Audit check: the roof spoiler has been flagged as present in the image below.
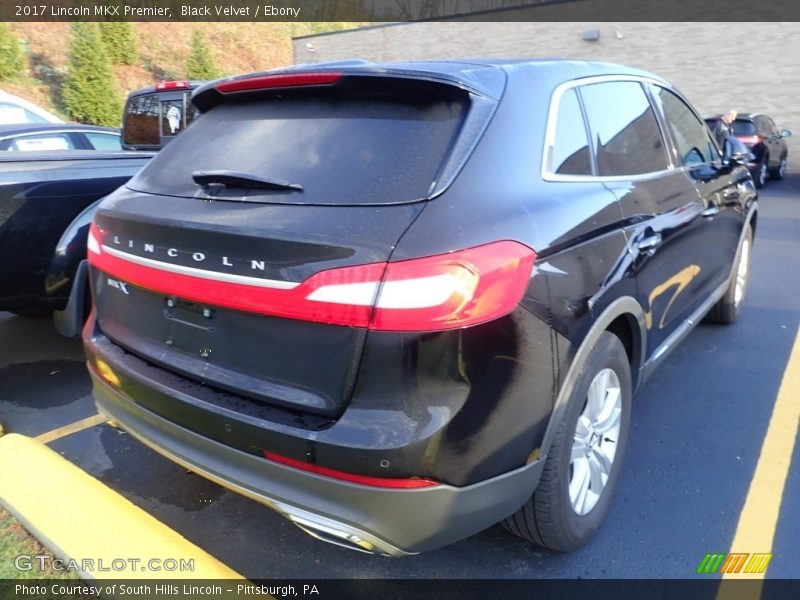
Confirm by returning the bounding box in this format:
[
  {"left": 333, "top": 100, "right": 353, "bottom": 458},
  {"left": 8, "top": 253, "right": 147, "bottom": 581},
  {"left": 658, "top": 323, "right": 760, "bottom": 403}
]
[{"left": 192, "top": 66, "right": 503, "bottom": 112}]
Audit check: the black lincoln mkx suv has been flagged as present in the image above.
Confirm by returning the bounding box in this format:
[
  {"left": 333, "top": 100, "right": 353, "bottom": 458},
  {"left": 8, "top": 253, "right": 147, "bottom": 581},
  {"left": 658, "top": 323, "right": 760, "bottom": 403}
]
[{"left": 83, "top": 59, "right": 757, "bottom": 555}]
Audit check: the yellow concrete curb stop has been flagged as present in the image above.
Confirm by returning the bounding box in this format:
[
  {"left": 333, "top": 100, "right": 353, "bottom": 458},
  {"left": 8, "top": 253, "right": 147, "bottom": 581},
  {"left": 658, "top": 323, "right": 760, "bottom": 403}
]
[{"left": 0, "top": 432, "right": 244, "bottom": 581}]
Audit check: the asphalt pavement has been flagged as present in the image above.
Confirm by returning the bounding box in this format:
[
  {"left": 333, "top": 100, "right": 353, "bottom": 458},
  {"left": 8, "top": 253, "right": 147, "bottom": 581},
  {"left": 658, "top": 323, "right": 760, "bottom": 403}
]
[{"left": 1, "top": 176, "right": 798, "bottom": 579}]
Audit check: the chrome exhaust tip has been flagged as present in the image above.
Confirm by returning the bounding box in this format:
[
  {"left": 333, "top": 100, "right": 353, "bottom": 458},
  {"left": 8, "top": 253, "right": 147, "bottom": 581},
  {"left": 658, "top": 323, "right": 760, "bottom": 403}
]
[{"left": 270, "top": 501, "right": 414, "bottom": 557}]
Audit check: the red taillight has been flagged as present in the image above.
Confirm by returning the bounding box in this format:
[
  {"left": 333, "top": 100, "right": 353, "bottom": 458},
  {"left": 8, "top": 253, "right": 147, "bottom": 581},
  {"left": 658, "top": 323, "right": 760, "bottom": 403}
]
[
  {"left": 308, "top": 241, "right": 536, "bottom": 331},
  {"left": 263, "top": 452, "right": 439, "bottom": 489},
  {"left": 737, "top": 135, "right": 762, "bottom": 146},
  {"left": 216, "top": 72, "right": 342, "bottom": 94},
  {"left": 87, "top": 223, "right": 102, "bottom": 256},
  {"left": 155, "top": 81, "right": 190, "bottom": 91},
  {"left": 87, "top": 224, "right": 535, "bottom": 332}
]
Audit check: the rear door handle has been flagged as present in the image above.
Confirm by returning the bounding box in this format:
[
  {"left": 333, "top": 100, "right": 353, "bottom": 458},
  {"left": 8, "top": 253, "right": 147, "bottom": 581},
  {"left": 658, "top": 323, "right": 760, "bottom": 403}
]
[
  {"left": 702, "top": 205, "right": 720, "bottom": 218},
  {"left": 636, "top": 233, "right": 662, "bottom": 254}
]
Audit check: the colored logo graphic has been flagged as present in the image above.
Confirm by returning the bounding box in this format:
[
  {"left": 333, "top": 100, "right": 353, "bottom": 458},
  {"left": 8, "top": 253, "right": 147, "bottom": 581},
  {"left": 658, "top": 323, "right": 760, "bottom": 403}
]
[{"left": 696, "top": 553, "right": 773, "bottom": 575}]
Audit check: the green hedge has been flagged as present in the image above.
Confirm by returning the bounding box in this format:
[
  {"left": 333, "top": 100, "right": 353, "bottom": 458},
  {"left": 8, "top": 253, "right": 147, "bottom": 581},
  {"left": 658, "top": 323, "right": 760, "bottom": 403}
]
[{"left": 63, "top": 23, "right": 122, "bottom": 126}]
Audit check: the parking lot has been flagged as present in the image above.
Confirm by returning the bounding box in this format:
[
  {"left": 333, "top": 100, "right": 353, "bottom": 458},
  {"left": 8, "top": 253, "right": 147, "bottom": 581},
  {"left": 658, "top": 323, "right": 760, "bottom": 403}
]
[{"left": 1, "top": 177, "right": 798, "bottom": 580}]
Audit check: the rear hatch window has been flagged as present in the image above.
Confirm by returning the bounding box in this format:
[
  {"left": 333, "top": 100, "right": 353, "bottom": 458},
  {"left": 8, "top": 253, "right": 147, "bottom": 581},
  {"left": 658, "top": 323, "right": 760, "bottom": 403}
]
[
  {"left": 127, "top": 92, "right": 468, "bottom": 205},
  {"left": 732, "top": 120, "right": 757, "bottom": 136},
  {"left": 122, "top": 90, "right": 200, "bottom": 149}
]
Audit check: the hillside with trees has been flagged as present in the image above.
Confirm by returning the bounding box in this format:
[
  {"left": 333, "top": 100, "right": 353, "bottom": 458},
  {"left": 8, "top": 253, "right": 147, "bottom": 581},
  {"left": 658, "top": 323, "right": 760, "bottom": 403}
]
[{"left": 1, "top": 22, "right": 358, "bottom": 124}]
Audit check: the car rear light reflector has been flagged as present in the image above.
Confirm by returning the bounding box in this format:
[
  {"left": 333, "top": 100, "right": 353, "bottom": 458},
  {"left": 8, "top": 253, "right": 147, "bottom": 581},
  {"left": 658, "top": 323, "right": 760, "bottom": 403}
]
[
  {"left": 87, "top": 223, "right": 535, "bottom": 332},
  {"left": 91, "top": 358, "right": 121, "bottom": 388},
  {"left": 155, "top": 81, "right": 190, "bottom": 90},
  {"left": 216, "top": 72, "right": 342, "bottom": 94},
  {"left": 263, "top": 452, "right": 439, "bottom": 489},
  {"left": 87, "top": 225, "right": 101, "bottom": 255}
]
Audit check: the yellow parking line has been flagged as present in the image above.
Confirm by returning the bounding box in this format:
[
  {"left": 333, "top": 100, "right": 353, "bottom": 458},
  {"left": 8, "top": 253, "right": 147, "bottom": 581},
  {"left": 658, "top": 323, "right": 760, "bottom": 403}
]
[
  {"left": 35, "top": 413, "right": 108, "bottom": 444},
  {"left": 0, "top": 433, "right": 244, "bottom": 580},
  {"left": 720, "top": 325, "right": 800, "bottom": 588}
]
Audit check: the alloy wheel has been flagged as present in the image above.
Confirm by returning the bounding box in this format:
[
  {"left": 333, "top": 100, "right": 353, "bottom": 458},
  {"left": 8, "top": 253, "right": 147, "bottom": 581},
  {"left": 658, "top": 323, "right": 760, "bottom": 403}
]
[
  {"left": 759, "top": 161, "right": 768, "bottom": 187},
  {"left": 569, "top": 368, "right": 622, "bottom": 516}
]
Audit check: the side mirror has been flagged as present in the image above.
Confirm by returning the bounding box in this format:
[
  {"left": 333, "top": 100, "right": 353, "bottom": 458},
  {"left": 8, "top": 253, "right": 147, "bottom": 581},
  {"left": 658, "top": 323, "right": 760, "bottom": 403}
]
[
  {"left": 722, "top": 136, "right": 754, "bottom": 167},
  {"left": 780, "top": 129, "right": 792, "bottom": 138}
]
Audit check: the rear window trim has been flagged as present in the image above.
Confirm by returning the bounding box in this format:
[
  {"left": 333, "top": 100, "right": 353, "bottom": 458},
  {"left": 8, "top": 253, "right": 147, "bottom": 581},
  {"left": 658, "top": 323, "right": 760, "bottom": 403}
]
[{"left": 127, "top": 83, "right": 501, "bottom": 207}]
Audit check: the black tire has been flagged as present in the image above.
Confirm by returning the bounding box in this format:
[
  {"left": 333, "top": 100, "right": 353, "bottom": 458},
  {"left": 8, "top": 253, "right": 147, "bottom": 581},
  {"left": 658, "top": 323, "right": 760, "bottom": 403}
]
[
  {"left": 502, "top": 331, "right": 632, "bottom": 551},
  {"left": 769, "top": 154, "right": 787, "bottom": 180},
  {"left": 706, "top": 224, "right": 753, "bottom": 325},
  {"left": 754, "top": 156, "right": 769, "bottom": 188}
]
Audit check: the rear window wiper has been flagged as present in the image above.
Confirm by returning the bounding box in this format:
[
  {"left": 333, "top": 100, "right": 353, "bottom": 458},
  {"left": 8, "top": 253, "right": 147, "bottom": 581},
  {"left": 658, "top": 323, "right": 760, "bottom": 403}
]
[{"left": 192, "top": 170, "right": 303, "bottom": 192}]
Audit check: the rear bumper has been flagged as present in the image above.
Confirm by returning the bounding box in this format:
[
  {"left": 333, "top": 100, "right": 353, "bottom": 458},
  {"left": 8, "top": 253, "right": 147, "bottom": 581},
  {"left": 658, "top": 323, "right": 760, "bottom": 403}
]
[
  {"left": 745, "top": 144, "right": 766, "bottom": 167},
  {"left": 88, "top": 347, "right": 545, "bottom": 556}
]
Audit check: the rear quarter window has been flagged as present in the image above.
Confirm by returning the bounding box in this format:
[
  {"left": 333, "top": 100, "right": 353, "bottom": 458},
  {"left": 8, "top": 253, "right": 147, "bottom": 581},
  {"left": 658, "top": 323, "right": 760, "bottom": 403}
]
[
  {"left": 128, "top": 93, "right": 468, "bottom": 205},
  {"left": 550, "top": 88, "right": 592, "bottom": 176}
]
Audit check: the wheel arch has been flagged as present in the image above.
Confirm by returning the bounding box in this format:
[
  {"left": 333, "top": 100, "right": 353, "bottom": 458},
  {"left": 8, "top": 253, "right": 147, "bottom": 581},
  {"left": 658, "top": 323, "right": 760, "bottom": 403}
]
[
  {"left": 606, "top": 312, "right": 644, "bottom": 390},
  {"left": 749, "top": 205, "right": 758, "bottom": 238},
  {"left": 540, "top": 296, "right": 646, "bottom": 462},
  {"left": 43, "top": 198, "right": 102, "bottom": 300}
]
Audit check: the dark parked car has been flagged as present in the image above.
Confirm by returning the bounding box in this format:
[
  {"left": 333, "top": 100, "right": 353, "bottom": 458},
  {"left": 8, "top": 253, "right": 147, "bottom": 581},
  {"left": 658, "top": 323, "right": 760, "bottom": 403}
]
[
  {"left": 0, "top": 84, "right": 206, "bottom": 334},
  {"left": 122, "top": 81, "right": 203, "bottom": 151},
  {"left": 705, "top": 113, "right": 791, "bottom": 188},
  {"left": 83, "top": 60, "right": 757, "bottom": 556},
  {"left": 0, "top": 123, "right": 121, "bottom": 152},
  {"left": 0, "top": 152, "right": 152, "bottom": 324}
]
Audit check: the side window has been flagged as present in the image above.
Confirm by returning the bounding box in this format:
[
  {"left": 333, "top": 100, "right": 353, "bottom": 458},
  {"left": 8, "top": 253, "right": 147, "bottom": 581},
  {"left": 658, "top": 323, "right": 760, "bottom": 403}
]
[
  {"left": 160, "top": 93, "right": 200, "bottom": 137},
  {"left": 161, "top": 99, "right": 185, "bottom": 136},
  {"left": 10, "top": 133, "right": 74, "bottom": 151},
  {"left": 650, "top": 85, "right": 719, "bottom": 166},
  {"left": 85, "top": 132, "right": 122, "bottom": 151},
  {"left": 579, "top": 81, "right": 669, "bottom": 176},
  {"left": 185, "top": 96, "right": 201, "bottom": 126},
  {"left": 550, "top": 88, "right": 592, "bottom": 175},
  {"left": 764, "top": 116, "right": 779, "bottom": 136},
  {"left": 731, "top": 119, "right": 756, "bottom": 137},
  {"left": 123, "top": 94, "right": 160, "bottom": 146}
]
